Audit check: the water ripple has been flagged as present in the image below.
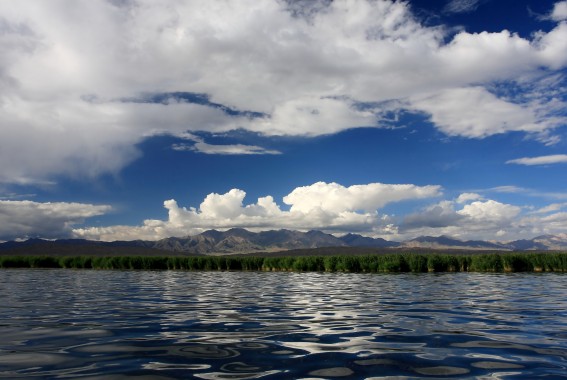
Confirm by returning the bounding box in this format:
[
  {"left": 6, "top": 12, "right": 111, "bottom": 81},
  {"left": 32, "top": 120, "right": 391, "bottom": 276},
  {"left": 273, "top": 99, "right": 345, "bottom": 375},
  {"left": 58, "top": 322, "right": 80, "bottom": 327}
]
[{"left": 1, "top": 270, "right": 566, "bottom": 378}]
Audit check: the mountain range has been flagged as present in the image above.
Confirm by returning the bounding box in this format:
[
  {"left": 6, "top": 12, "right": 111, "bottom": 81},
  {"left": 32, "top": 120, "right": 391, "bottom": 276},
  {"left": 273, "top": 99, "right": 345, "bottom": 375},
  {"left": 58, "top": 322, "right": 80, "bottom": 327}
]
[{"left": 1, "top": 229, "right": 567, "bottom": 256}]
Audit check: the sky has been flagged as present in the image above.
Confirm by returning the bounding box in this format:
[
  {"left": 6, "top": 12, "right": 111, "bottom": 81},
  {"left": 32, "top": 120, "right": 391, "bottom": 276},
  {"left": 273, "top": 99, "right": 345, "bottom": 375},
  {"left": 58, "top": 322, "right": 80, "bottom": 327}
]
[{"left": 1, "top": 0, "right": 567, "bottom": 242}]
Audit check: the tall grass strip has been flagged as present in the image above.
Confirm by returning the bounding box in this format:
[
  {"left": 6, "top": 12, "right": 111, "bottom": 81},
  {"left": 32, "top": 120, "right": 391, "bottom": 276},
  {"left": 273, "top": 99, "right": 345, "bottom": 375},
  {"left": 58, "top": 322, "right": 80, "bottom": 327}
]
[{"left": 0, "top": 253, "right": 566, "bottom": 272}]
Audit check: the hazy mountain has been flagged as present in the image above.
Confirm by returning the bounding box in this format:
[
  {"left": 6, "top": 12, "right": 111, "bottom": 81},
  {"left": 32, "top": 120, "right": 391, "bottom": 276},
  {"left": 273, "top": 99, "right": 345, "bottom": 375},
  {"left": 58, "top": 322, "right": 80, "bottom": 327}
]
[
  {"left": 401, "top": 234, "right": 567, "bottom": 251},
  {"left": 402, "top": 236, "right": 508, "bottom": 250},
  {"left": 0, "top": 229, "right": 349, "bottom": 255},
  {"left": 1, "top": 230, "right": 566, "bottom": 255},
  {"left": 506, "top": 239, "right": 548, "bottom": 251},
  {"left": 339, "top": 233, "right": 400, "bottom": 248},
  {"left": 508, "top": 234, "right": 567, "bottom": 251},
  {"left": 148, "top": 229, "right": 346, "bottom": 254}
]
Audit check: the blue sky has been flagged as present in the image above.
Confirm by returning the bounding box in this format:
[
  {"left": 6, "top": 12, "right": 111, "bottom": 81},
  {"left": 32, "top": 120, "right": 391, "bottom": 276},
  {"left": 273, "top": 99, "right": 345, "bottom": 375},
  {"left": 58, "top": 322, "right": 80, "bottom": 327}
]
[{"left": 1, "top": 0, "right": 566, "bottom": 242}]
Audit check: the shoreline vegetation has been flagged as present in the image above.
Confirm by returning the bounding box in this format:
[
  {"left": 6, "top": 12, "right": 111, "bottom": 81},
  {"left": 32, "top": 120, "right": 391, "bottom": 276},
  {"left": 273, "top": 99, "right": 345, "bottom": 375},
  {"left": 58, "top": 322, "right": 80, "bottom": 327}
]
[{"left": 0, "top": 252, "right": 566, "bottom": 272}]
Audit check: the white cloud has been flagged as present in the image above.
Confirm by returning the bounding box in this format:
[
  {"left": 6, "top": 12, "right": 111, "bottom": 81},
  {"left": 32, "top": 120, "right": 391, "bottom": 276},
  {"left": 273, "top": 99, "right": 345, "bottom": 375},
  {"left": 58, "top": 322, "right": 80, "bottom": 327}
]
[
  {"left": 246, "top": 97, "right": 378, "bottom": 136},
  {"left": 73, "top": 181, "right": 442, "bottom": 241},
  {"left": 456, "top": 193, "right": 482, "bottom": 203},
  {"left": 1, "top": 0, "right": 566, "bottom": 182},
  {"left": 535, "top": 22, "right": 567, "bottom": 69},
  {"left": 506, "top": 154, "right": 567, "bottom": 166},
  {"left": 283, "top": 182, "right": 442, "bottom": 213},
  {"left": 0, "top": 200, "right": 111, "bottom": 241},
  {"left": 199, "top": 189, "right": 250, "bottom": 220},
  {"left": 550, "top": 1, "right": 567, "bottom": 21},
  {"left": 410, "top": 87, "right": 560, "bottom": 139},
  {"left": 457, "top": 200, "right": 521, "bottom": 222},
  {"left": 0, "top": 99, "right": 144, "bottom": 181}
]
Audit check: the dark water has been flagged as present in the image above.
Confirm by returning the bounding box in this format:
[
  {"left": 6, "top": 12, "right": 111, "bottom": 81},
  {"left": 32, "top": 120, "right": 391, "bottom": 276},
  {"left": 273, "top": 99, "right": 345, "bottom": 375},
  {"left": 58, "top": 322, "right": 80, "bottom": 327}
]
[{"left": 0, "top": 270, "right": 566, "bottom": 379}]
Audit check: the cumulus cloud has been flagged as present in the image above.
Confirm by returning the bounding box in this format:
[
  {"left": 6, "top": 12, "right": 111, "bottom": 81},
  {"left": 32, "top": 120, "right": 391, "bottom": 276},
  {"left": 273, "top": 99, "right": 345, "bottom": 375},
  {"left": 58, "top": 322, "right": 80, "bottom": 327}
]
[
  {"left": 1, "top": 0, "right": 567, "bottom": 183},
  {"left": 283, "top": 182, "right": 442, "bottom": 213},
  {"left": 0, "top": 200, "right": 111, "bottom": 241},
  {"left": 395, "top": 193, "right": 567, "bottom": 241},
  {"left": 402, "top": 198, "right": 515, "bottom": 230},
  {"left": 0, "top": 178, "right": 546, "bottom": 244},
  {"left": 458, "top": 200, "right": 521, "bottom": 222},
  {"left": 506, "top": 154, "right": 567, "bottom": 165},
  {"left": 73, "top": 181, "right": 442, "bottom": 241},
  {"left": 7, "top": 185, "right": 567, "bottom": 242}
]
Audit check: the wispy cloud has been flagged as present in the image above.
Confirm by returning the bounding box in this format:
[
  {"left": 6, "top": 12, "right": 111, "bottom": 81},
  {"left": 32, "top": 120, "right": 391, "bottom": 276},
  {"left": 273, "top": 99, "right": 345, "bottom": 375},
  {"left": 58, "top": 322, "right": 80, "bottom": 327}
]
[
  {"left": 531, "top": 203, "right": 567, "bottom": 214},
  {"left": 443, "top": 0, "right": 483, "bottom": 14},
  {"left": 506, "top": 154, "right": 567, "bottom": 166},
  {"left": 173, "top": 142, "right": 281, "bottom": 155},
  {"left": 489, "top": 186, "right": 530, "bottom": 194},
  {"left": 170, "top": 133, "right": 281, "bottom": 155},
  {"left": 0, "top": 177, "right": 57, "bottom": 186},
  {"left": 483, "top": 185, "right": 567, "bottom": 200}
]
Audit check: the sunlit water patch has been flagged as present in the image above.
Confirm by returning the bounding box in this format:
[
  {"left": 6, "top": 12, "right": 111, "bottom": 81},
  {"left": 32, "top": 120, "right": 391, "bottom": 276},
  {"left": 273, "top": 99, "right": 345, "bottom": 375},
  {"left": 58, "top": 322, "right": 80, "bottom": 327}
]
[{"left": 1, "top": 270, "right": 566, "bottom": 378}]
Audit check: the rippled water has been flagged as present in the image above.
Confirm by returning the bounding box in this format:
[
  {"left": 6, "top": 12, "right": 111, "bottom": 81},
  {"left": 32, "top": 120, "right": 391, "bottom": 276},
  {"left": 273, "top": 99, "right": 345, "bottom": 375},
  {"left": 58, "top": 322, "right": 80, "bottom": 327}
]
[{"left": 1, "top": 270, "right": 566, "bottom": 379}]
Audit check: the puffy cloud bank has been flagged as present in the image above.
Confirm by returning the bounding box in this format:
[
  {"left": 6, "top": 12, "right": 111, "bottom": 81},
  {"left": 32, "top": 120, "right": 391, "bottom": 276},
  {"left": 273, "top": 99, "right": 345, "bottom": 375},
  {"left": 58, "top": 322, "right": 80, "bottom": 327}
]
[
  {"left": 1, "top": 0, "right": 567, "bottom": 183},
  {"left": 3, "top": 181, "right": 567, "bottom": 242},
  {"left": 68, "top": 181, "right": 567, "bottom": 242},
  {"left": 73, "top": 181, "right": 442, "bottom": 241}
]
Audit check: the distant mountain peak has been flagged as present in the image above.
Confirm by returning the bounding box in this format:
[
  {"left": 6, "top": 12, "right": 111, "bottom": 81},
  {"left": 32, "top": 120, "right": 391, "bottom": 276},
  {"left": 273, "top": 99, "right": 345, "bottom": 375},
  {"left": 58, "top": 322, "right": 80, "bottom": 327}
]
[
  {"left": 404, "top": 235, "right": 506, "bottom": 250},
  {"left": 339, "top": 233, "right": 399, "bottom": 248},
  {"left": 1, "top": 229, "right": 566, "bottom": 255}
]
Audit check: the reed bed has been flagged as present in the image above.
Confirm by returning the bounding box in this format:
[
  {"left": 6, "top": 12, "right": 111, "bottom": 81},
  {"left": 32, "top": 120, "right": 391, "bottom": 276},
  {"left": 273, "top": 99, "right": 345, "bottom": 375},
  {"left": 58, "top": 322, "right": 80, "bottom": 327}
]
[{"left": 1, "top": 252, "right": 566, "bottom": 272}]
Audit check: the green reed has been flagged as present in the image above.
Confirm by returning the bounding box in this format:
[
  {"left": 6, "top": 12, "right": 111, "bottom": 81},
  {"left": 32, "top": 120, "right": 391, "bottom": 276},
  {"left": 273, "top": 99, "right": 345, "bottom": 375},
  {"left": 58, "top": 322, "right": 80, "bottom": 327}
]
[{"left": 0, "top": 253, "right": 566, "bottom": 272}]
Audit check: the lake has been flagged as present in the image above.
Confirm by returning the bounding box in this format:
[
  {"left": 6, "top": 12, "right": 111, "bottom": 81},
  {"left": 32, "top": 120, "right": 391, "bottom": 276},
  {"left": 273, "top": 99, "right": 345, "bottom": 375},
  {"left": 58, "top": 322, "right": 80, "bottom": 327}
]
[{"left": 0, "top": 270, "right": 566, "bottom": 379}]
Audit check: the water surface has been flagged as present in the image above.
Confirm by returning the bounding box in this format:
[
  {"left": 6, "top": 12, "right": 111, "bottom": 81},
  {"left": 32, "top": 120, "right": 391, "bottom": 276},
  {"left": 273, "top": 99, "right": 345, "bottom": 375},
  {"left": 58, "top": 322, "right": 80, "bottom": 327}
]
[{"left": 1, "top": 270, "right": 566, "bottom": 378}]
